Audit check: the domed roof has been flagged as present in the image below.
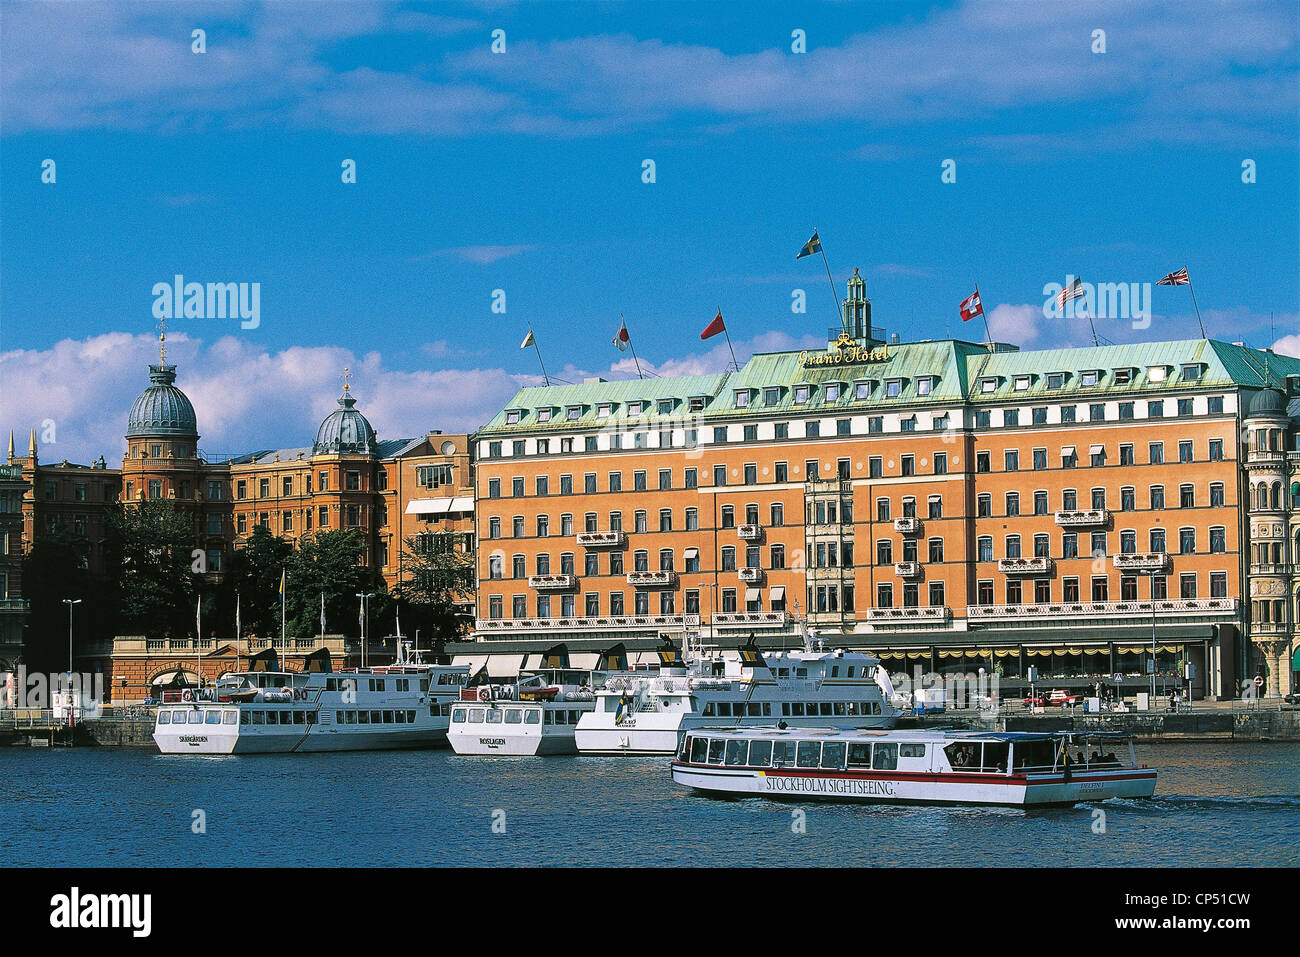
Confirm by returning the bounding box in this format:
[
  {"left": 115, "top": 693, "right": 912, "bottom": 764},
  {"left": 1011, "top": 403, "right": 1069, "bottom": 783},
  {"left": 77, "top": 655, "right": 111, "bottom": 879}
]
[
  {"left": 313, "top": 390, "right": 377, "bottom": 456},
  {"left": 126, "top": 364, "right": 198, "bottom": 438},
  {"left": 1246, "top": 387, "right": 1288, "bottom": 418}
]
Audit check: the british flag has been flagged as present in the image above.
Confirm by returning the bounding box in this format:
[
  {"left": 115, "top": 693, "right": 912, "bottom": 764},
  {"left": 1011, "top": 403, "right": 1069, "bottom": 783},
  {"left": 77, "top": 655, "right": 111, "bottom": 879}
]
[{"left": 1157, "top": 267, "right": 1190, "bottom": 286}]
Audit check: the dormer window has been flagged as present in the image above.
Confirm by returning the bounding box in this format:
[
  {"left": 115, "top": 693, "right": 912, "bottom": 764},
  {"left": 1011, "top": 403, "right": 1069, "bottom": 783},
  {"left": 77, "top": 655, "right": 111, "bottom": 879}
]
[
  {"left": 688, "top": 396, "right": 705, "bottom": 412},
  {"left": 734, "top": 390, "right": 750, "bottom": 408},
  {"left": 1147, "top": 365, "right": 1168, "bottom": 383},
  {"left": 763, "top": 387, "right": 780, "bottom": 406},
  {"left": 537, "top": 408, "right": 552, "bottom": 422},
  {"left": 1080, "top": 370, "right": 1099, "bottom": 387},
  {"left": 657, "top": 398, "right": 673, "bottom": 414},
  {"left": 506, "top": 410, "right": 522, "bottom": 425},
  {"left": 854, "top": 380, "right": 871, "bottom": 400},
  {"left": 1013, "top": 375, "right": 1031, "bottom": 392},
  {"left": 916, "top": 376, "right": 934, "bottom": 396},
  {"left": 793, "top": 385, "right": 811, "bottom": 404},
  {"left": 1114, "top": 368, "right": 1133, "bottom": 385},
  {"left": 824, "top": 383, "right": 841, "bottom": 401},
  {"left": 627, "top": 401, "right": 643, "bottom": 415},
  {"left": 979, "top": 377, "right": 998, "bottom": 393},
  {"left": 596, "top": 403, "right": 612, "bottom": 418},
  {"left": 565, "top": 406, "right": 581, "bottom": 421},
  {"left": 1181, "top": 363, "right": 1204, "bottom": 380},
  {"left": 885, "top": 378, "right": 903, "bottom": 398},
  {"left": 1047, "top": 372, "right": 1066, "bottom": 390}
]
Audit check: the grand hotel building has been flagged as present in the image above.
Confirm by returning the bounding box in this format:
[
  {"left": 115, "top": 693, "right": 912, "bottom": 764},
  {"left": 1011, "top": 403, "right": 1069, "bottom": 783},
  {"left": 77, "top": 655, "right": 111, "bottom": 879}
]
[{"left": 474, "top": 274, "right": 1300, "bottom": 698}]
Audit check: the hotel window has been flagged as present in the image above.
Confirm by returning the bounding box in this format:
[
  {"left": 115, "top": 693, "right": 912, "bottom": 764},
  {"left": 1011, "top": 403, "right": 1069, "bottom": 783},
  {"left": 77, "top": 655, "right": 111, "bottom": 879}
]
[
  {"left": 806, "top": 421, "right": 820, "bottom": 438},
  {"left": 977, "top": 536, "right": 993, "bottom": 562},
  {"left": 685, "top": 468, "right": 697, "bottom": 489},
  {"left": 1114, "top": 369, "right": 1133, "bottom": 385},
  {"left": 346, "top": 471, "right": 361, "bottom": 491},
  {"left": 1032, "top": 448, "right": 1047, "bottom": 470},
  {"left": 838, "top": 418, "right": 854, "bottom": 435},
  {"left": 876, "top": 583, "right": 894, "bottom": 609},
  {"left": 720, "top": 547, "right": 736, "bottom": 572},
  {"left": 876, "top": 498, "right": 891, "bottom": 522},
  {"left": 1179, "top": 574, "right": 1197, "bottom": 599},
  {"left": 1080, "top": 370, "right": 1099, "bottom": 387},
  {"left": 657, "top": 399, "right": 673, "bottom": 415},
  {"left": 761, "top": 386, "right": 781, "bottom": 406},
  {"left": 975, "top": 581, "right": 993, "bottom": 605},
  {"left": 1209, "top": 526, "right": 1226, "bottom": 553},
  {"left": 1210, "top": 572, "right": 1227, "bottom": 598},
  {"left": 774, "top": 423, "right": 789, "bottom": 440},
  {"left": 901, "top": 455, "right": 915, "bottom": 477},
  {"left": 1061, "top": 447, "right": 1077, "bottom": 468},
  {"left": 488, "top": 517, "right": 500, "bottom": 539},
  {"left": 868, "top": 456, "right": 882, "bottom": 478},
  {"left": 148, "top": 480, "right": 162, "bottom": 499},
  {"left": 1005, "top": 450, "right": 1019, "bottom": 471},
  {"left": 561, "top": 438, "right": 574, "bottom": 453},
  {"left": 794, "top": 385, "right": 810, "bottom": 404},
  {"left": 635, "top": 511, "right": 648, "bottom": 534},
  {"left": 1119, "top": 402, "right": 1135, "bottom": 420},
  {"left": 686, "top": 548, "right": 701, "bottom": 572},
  {"left": 1210, "top": 483, "right": 1224, "bottom": 507},
  {"left": 488, "top": 556, "right": 503, "bottom": 580},
  {"left": 1118, "top": 444, "right": 1134, "bottom": 466},
  {"left": 1034, "top": 490, "right": 1048, "bottom": 515},
  {"left": 886, "top": 379, "right": 902, "bottom": 398},
  {"left": 1150, "top": 485, "right": 1165, "bottom": 509},
  {"left": 585, "top": 436, "right": 598, "bottom": 452},
  {"left": 512, "top": 477, "right": 525, "bottom": 498},
  {"left": 605, "top": 472, "right": 621, "bottom": 493},
  {"left": 517, "top": 555, "right": 530, "bottom": 578},
  {"left": 868, "top": 416, "right": 883, "bottom": 433},
  {"left": 689, "top": 397, "right": 705, "bottom": 413},
  {"left": 258, "top": 478, "right": 270, "bottom": 498},
  {"left": 1149, "top": 442, "right": 1164, "bottom": 464},
  {"left": 1060, "top": 405, "right": 1076, "bottom": 423},
  {"left": 721, "top": 589, "right": 737, "bottom": 613},
  {"left": 1120, "top": 530, "right": 1136, "bottom": 554},
  {"left": 1091, "top": 577, "right": 1109, "bottom": 602},
  {"left": 1063, "top": 577, "right": 1080, "bottom": 602},
  {"left": 584, "top": 473, "right": 596, "bottom": 494},
  {"left": 744, "top": 424, "right": 759, "bottom": 443},
  {"left": 1207, "top": 395, "right": 1224, "bottom": 414},
  {"left": 1091, "top": 446, "right": 1105, "bottom": 467},
  {"left": 720, "top": 505, "right": 735, "bottom": 529},
  {"left": 977, "top": 494, "right": 991, "bottom": 517},
  {"left": 917, "top": 376, "right": 934, "bottom": 396},
  {"left": 875, "top": 539, "right": 893, "bottom": 565},
  {"left": 902, "top": 497, "right": 916, "bottom": 518},
  {"left": 976, "top": 410, "right": 991, "bottom": 428},
  {"left": 928, "top": 496, "right": 943, "bottom": 519},
  {"left": 560, "top": 552, "right": 575, "bottom": 575},
  {"left": 1148, "top": 400, "right": 1165, "bottom": 418},
  {"left": 1177, "top": 398, "right": 1193, "bottom": 417},
  {"left": 318, "top": 507, "right": 327, "bottom": 527},
  {"left": 1047, "top": 372, "right": 1065, "bottom": 390},
  {"left": 1034, "top": 580, "right": 1051, "bottom": 603},
  {"left": 658, "top": 509, "right": 672, "bottom": 533},
  {"left": 745, "top": 544, "right": 760, "bottom": 569},
  {"left": 1030, "top": 407, "right": 1046, "bottom": 424},
  {"left": 976, "top": 451, "right": 990, "bottom": 473},
  {"left": 610, "top": 552, "right": 624, "bottom": 575},
  {"left": 235, "top": 480, "right": 246, "bottom": 500},
  {"left": 805, "top": 458, "right": 820, "bottom": 479},
  {"left": 1004, "top": 409, "right": 1020, "bottom": 427},
  {"left": 743, "top": 463, "right": 757, "bottom": 485},
  {"left": 1090, "top": 531, "right": 1107, "bottom": 557},
  {"left": 1121, "top": 487, "right": 1135, "bottom": 511},
  {"left": 1151, "top": 575, "right": 1167, "bottom": 599},
  {"left": 537, "top": 515, "right": 550, "bottom": 537},
  {"left": 1091, "top": 488, "right": 1106, "bottom": 510},
  {"left": 825, "top": 383, "right": 841, "bottom": 401},
  {"left": 713, "top": 465, "right": 727, "bottom": 487},
  {"left": 506, "top": 410, "right": 521, "bottom": 425},
  {"left": 1005, "top": 534, "right": 1021, "bottom": 559},
  {"left": 487, "top": 478, "right": 501, "bottom": 499},
  {"left": 1063, "top": 534, "right": 1078, "bottom": 559},
  {"left": 979, "top": 377, "right": 997, "bottom": 394},
  {"left": 1180, "top": 484, "right": 1194, "bottom": 508},
  {"left": 770, "top": 503, "right": 785, "bottom": 527},
  {"left": 1034, "top": 533, "right": 1050, "bottom": 558},
  {"left": 1150, "top": 528, "right": 1166, "bottom": 553},
  {"left": 934, "top": 413, "right": 950, "bottom": 431},
  {"left": 1006, "top": 580, "right": 1022, "bottom": 604},
  {"left": 927, "top": 452, "right": 945, "bottom": 475},
  {"left": 734, "top": 390, "right": 750, "bottom": 408},
  {"left": 928, "top": 538, "right": 944, "bottom": 563},
  {"left": 1182, "top": 363, "right": 1203, "bottom": 381},
  {"left": 566, "top": 406, "right": 581, "bottom": 421},
  {"left": 1179, "top": 440, "right": 1193, "bottom": 463},
  {"left": 536, "top": 475, "right": 549, "bottom": 497},
  {"left": 512, "top": 516, "right": 524, "bottom": 537},
  {"left": 1179, "top": 527, "right": 1196, "bottom": 553},
  {"left": 1208, "top": 438, "right": 1223, "bottom": 461},
  {"left": 1006, "top": 492, "right": 1020, "bottom": 516},
  {"left": 633, "top": 470, "right": 647, "bottom": 491},
  {"left": 1013, "top": 375, "right": 1030, "bottom": 392},
  {"left": 538, "top": 408, "right": 553, "bottom": 422}
]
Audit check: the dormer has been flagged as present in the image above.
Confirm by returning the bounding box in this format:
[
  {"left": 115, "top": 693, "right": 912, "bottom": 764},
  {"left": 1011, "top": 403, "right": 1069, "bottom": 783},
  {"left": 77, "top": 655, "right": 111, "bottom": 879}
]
[
  {"left": 915, "top": 375, "right": 937, "bottom": 396},
  {"left": 504, "top": 408, "right": 526, "bottom": 425},
  {"left": 1113, "top": 366, "right": 1136, "bottom": 386},
  {"left": 1046, "top": 371, "right": 1068, "bottom": 391},
  {"left": 1145, "top": 364, "right": 1170, "bottom": 384},
  {"left": 1180, "top": 362, "right": 1206, "bottom": 381},
  {"left": 977, "top": 375, "right": 1001, "bottom": 395},
  {"left": 1078, "top": 369, "right": 1102, "bottom": 387},
  {"left": 1012, "top": 373, "right": 1033, "bottom": 392}
]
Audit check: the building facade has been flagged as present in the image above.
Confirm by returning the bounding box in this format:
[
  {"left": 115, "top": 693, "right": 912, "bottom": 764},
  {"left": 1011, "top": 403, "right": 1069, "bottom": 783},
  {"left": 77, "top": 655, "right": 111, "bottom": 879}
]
[{"left": 473, "top": 276, "right": 1300, "bottom": 698}]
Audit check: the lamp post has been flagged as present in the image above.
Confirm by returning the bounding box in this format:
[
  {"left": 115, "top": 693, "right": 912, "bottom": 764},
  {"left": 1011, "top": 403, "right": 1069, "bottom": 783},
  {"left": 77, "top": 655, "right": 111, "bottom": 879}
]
[
  {"left": 62, "top": 599, "right": 82, "bottom": 678},
  {"left": 356, "top": 592, "right": 375, "bottom": 668}
]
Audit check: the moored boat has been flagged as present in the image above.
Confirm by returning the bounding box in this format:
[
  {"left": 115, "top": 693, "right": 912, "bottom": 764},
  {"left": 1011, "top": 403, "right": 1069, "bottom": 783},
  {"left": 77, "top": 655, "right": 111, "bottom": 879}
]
[{"left": 670, "top": 727, "right": 1156, "bottom": 807}]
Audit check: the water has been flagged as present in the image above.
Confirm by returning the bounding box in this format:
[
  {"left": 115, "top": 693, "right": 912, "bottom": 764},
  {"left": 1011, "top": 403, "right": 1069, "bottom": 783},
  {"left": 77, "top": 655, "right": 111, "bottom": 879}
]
[{"left": 2, "top": 742, "right": 1297, "bottom": 866}]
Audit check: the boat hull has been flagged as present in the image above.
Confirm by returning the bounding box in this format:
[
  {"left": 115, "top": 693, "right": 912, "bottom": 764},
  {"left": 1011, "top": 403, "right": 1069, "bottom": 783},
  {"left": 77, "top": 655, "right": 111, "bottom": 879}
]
[
  {"left": 670, "top": 762, "right": 1157, "bottom": 808},
  {"left": 153, "top": 727, "right": 449, "bottom": 754},
  {"left": 446, "top": 729, "right": 576, "bottom": 756},
  {"left": 576, "top": 714, "right": 898, "bottom": 756}
]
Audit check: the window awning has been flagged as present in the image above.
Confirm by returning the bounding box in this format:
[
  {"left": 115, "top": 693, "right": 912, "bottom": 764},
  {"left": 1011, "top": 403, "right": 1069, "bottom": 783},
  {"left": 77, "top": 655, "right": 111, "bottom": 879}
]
[
  {"left": 1090, "top": 444, "right": 1105, "bottom": 455},
  {"left": 684, "top": 547, "right": 699, "bottom": 559},
  {"left": 1061, "top": 446, "right": 1076, "bottom": 456},
  {"left": 770, "top": 586, "right": 786, "bottom": 600},
  {"left": 405, "top": 497, "right": 472, "bottom": 515},
  {"left": 745, "top": 588, "right": 760, "bottom": 602}
]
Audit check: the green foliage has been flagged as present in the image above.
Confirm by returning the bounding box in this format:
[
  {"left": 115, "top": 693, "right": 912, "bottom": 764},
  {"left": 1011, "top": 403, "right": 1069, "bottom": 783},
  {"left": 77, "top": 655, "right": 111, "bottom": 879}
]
[
  {"left": 392, "top": 531, "right": 474, "bottom": 648},
  {"left": 20, "top": 527, "right": 99, "bottom": 672},
  {"left": 104, "top": 499, "right": 198, "bottom": 637},
  {"left": 284, "top": 529, "right": 378, "bottom": 638},
  {"left": 224, "top": 525, "right": 293, "bottom": 640}
]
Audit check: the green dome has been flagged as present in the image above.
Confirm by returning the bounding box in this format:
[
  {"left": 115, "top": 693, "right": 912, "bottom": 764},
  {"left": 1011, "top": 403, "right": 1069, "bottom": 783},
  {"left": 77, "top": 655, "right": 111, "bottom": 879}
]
[{"left": 1246, "top": 388, "right": 1287, "bottom": 418}]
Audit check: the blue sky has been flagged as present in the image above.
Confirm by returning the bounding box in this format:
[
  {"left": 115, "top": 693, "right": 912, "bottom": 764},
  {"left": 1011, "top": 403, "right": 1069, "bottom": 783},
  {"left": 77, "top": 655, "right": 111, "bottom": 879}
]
[{"left": 1, "top": 0, "right": 1297, "bottom": 464}]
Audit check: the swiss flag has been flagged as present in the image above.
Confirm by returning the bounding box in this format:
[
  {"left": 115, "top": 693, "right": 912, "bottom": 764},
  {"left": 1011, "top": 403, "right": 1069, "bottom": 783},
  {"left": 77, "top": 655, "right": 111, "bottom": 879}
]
[
  {"left": 959, "top": 289, "right": 983, "bottom": 322},
  {"left": 701, "top": 311, "right": 726, "bottom": 340}
]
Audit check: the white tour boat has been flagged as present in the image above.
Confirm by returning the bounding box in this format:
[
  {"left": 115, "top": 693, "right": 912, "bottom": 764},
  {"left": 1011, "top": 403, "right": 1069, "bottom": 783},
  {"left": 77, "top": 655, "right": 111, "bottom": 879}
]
[
  {"left": 670, "top": 727, "right": 1157, "bottom": 807},
  {"left": 152, "top": 644, "right": 469, "bottom": 754},
  {"left": 446, "top": 667, "right": 605, "bottom": 756},
  {"left": 574, "top": 634, "right": 899, "bottom": 756}
]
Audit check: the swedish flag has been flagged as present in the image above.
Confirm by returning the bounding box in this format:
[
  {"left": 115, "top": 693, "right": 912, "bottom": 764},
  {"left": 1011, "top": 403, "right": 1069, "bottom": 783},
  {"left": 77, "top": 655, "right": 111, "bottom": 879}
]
[
  {"left": 796, "top": 230, "right": 822, "bottom": 260},
  {"left": 615, "top": 695, "right": 631, "bottom": 725}
]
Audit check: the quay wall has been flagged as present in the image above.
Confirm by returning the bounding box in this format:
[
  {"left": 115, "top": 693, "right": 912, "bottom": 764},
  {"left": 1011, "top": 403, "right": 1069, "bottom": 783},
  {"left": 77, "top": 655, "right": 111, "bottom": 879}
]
[{"left": 1001, "top": 710, "right": 1300, "bottom": 741}]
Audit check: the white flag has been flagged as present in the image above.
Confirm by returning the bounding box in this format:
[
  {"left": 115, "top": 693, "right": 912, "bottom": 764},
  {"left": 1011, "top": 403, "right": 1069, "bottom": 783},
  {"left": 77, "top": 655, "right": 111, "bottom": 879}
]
[{"left": 520, "top": 329, "right": 535, "bottom": 349}]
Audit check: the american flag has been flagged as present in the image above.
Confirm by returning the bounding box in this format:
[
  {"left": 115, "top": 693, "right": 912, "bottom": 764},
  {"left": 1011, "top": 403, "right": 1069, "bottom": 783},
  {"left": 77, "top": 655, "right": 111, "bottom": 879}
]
[
  {"left": 1157, "top": 267, "right": 1189, "bottom": 286},
  {"left": 1057, "top": 276, "right": 1086, "bottom": 309}
]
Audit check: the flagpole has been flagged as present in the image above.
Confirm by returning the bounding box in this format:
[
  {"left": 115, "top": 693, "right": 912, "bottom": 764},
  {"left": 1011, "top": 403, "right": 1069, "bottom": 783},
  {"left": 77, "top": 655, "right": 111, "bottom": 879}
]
[
  {"left": 527, "top": 323, "right": 551, "bottom": 386},
  {"left": 280, "top": 569, "right": 287, "bottom": 679},
  {"left": 1185, "top": 268, "right": 1208, "bottom": 338},
  {"left": 719, "top": 306, "right": 739, "bottom": 372},
  {"left": 235, "top": 590, "right": 241, "bottom": 673},
  {"left": 814, "top": 231, "right": 847, "bottom": 334},
  {"left": 621, "top": 314, "right": 644, "bottom": 379},
  {"left": 196, "top": 594, "right": 202, "bottom": 699},
  {"left": 976, "top": 282, "right": 993, "bottom": 354}
]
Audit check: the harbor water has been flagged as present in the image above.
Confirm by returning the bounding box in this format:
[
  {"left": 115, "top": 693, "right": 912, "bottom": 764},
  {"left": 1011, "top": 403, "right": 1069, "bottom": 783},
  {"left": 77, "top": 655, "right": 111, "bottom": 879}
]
[{"left": 2, "top": 741, "right": 1296, "bottom": 867}]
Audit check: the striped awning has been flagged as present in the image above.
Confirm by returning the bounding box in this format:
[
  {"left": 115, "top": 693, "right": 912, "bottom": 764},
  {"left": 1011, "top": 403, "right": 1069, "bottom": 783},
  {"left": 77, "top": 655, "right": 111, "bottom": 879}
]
[
  {"left": 405, "top": 496, "right": 473, "bottom": 516},
  {"left": 770, "top": 586, "right": 786, "bottom": 600},
  {"left": 745, "top": 588, "right": 760, "bottom": 602}
]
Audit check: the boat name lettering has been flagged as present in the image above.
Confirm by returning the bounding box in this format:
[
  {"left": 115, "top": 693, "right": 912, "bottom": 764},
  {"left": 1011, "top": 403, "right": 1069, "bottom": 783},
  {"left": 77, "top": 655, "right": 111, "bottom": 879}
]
[
  {"left": 764, "top": 775, "right": 896, "bottom": 797},
  {"left": 478, "top": 738, "right": 506, "bottom": 747},
  {"left": 179, "top": 735, "right": 208, "bottom": 744}
]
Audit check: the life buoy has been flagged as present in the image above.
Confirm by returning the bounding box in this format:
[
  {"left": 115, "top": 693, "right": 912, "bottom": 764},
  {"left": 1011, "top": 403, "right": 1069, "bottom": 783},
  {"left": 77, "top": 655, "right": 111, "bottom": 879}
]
[
  {"left": 478, "top": 686, "right": 491, "bottom": 701},
  {"left": 181, "top": 690, "right": 193, "bottom": 702},
  {"left": 281, "top": 687, "right": 292, "bottom": 697},
  {"left": 1254, "top": 675, "right": 1264, "bottom": 689}
]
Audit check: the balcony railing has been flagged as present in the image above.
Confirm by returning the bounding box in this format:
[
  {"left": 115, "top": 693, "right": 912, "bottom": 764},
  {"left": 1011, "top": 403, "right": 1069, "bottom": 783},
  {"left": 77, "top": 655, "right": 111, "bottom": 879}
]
[
  {"left": 738, "top": 524, "right": 763, "bottom": 541},
  {"left": 967, "top": 598, "right": 1237, "bottom": 620},
  {"left": 738, "top": 567, "right": 764, "bottom": 583},
  {"left": 0, "top": 598, "right": 29, "bottom": 613},
  {"left": 528, "top": 574, "right": 577, "bottom": 590},
  {"left": 1054, "top": 509, "right": 1109, "bottom": 527},
  {"left": 576, "top": 531, "right": 625, "bottom": 547},
  {"left": 713, "top": 612, "right": 787, "bottom": 626},
  {"left": 1112, "top": 552, "right": 1169, "bottom": 572},
  {"left": 998, "top": 557, "right": 1053, "bottom": 575},
  {"left": 894, "top": 561, "right": 922, "bottom": 578},
  {"left": 626, "top": 570, "right": 677, "bottom": 587},
  {"left": 475, "top": 614, "right": 700, "bottom": 633},
  {"left": 893, "top": 517, "right": 922, "bottom": 535},
  {"left": 865, "top": 606, "right": 950, "bottom": 622}
]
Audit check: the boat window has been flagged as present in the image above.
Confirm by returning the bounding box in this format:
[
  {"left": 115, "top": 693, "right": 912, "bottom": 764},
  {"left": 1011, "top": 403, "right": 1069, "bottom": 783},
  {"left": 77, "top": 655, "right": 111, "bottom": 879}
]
[
  {"left": 847, "top": 743, "right": 872, "bottom": 767},
  {"left": 407, "top": 711, "right": 416, "bottom": 723},
  {"left": 204, "top": 711, "right": 220, "bottom": 725},
  {"left": 358, "top": 710, "right": 370, "bottom": 724},
  {"left": 899, "top": 743, "right": 926, "bottom": 759},
  {"left": 945, "top": 742, "right": 980, "bottom": 771},
  {"left": 718, "top": 702, "right": 731, "bottom": 717},
  {"left": 772, "top": 740, "right": 797, "bottom": 768},
  {"left": 569, "top": 710, "right": 581, "bottom": 724},
  {"left": 157, "top": 711, "right": 171, "bottom": 725},
  {"left": 833, "top": 702, "right": 846, "bottom": 716},
  {"left": 748, "top": 740, "right": 773, "bottom": 767},
  {"left": 307, "top": 711, "right": 316, "bottom": 724},
  {"left": 762, "top": 703, "right": 772, "bottom": 716},
  {"left": 505, "top": 709, "right": 523, "bottom": 724},
  {"left": 294, "top": 711, "right": 306, "bottom": 725},
  {"left": 805, "top": 702, "right": 818, "bottom": 716},
  {"left": 847, "top": 666, "right": 856, "bottom": 678},
  {"left": 451, "top": 709, "right": 466, "bottom": 724},
  {"left": 525, "top": 710, "right": 540, "bottom": 724},
  {"left": 821, "top": 741, "right": 846, "bottom": 769},
  {"left": 796, "top": 668, "right": 808, "bottom": 678},
  {"left": 554, "top": 710, "right": 567, "bottom": 725},
  {"left": 796, "top": 741, "right": 822, "bottom": 768},
  {"left": 691, "top": 737, "right": 709, "bottom": 763},
  {"left": 240, "top": 711, "right": 250, "bottom": 725},
  {"left": 870, "top": 702, "right": 881, "bottom": 715},
  {"left": 781, "top": 703, "right": 791, "bottom": 716},
  {"left": 383, "top": 711, "right": 394, "bottom": 723},
  {"left": 543, "top": 711, "right": 552, "bottom": 724},
  {"left": 846, "top": 702, "right": 859, "bottom": 716},
  {"left": 831, "top": 666, "right": 839, "bottom": 678},
  {"left": 778, "top": 668, "right": 790, "bottom": 678},
  {"left": 707, "top": 739, "right": 725, "bottom": 764},
  {"left": 370, "top": 710, "right": 382, "bottom": 723},
  {"left": 253, "top": 711, "right": 266, "bottom": 725},
  {"left": 984, "top": 742, "right": 1010, "bottom": 772},
  {"left": 790, "top": 703, "right": 804, "bottom": 717},
  {"left": 724, "top": 740, "right": 749, "bottom": 766},
  {"left": 746, "top": 703, "right": 762, "bottom": 716},
  {"left": 702, "top": 702, "right": 715, "bottom": 716},
  {"left": 819, "top": 703, "right": 833, "bottom": 716},
  {"left": 872, "top": 743, "right": 899, "bottom": 770},
  {"left": 468, "top": 708, "right": 485, "bottom": 723}
]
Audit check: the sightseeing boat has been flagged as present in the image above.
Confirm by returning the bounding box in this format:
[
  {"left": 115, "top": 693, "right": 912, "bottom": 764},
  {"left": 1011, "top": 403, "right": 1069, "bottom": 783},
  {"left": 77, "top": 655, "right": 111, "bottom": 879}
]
[
  {"left": 670, "top": 727, "right": 1157, "bottom": 807},
  {"left": 575, "top": 633, "right": 899, "bottom": 755},
  {"left": 445, "top": 667, "right": 604, "bottom": 756},
  {"left": 152, "top": 645, "right": 470, "bottom": 754}
]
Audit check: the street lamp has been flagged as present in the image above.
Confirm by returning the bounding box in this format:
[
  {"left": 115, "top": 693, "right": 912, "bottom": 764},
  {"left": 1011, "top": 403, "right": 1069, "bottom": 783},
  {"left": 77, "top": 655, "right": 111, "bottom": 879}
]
[
  {"left": 62, "top": 599, "right": 82, "bottom": 678},
  {"left": 355, "top": 592, "right": 375, "bottom": 668}
]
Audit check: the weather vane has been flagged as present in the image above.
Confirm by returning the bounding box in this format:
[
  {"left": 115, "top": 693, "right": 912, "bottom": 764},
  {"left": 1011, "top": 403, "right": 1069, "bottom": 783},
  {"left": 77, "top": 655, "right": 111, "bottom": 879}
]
[
  {"left": 159, "top": 316, "right": 167, "bottom": 364},
  {"left": 341, "top": 366, "right": 352, "bottom": 393}
]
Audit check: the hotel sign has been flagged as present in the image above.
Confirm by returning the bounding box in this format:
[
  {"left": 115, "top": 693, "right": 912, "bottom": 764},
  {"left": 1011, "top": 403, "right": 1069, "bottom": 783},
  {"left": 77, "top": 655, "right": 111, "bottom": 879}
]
[{"left": 798, "top": 332, "right": 889, "bottom": 367}]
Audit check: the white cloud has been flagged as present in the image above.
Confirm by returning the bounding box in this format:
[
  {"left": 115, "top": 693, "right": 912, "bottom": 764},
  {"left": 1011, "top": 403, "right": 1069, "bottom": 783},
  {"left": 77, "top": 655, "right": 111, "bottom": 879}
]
[
  {"left": 1274, "top": 334, "right": 1300, "bottom": 358},
  {"left": 0, "top": 332, "right": 524, "bottom": 465},
  {"left": 984, "top": 303, "right": 1047, "bottom": 345}
]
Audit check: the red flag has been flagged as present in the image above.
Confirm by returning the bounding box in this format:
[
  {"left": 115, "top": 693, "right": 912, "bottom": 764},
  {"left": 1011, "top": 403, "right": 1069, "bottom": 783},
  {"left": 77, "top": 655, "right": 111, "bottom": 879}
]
[
  {"left": 959, "top": 289, "right": 984, "bottom": 322},
  {"left": 701, "top": 311, "right": 726, "bottom": 340}
]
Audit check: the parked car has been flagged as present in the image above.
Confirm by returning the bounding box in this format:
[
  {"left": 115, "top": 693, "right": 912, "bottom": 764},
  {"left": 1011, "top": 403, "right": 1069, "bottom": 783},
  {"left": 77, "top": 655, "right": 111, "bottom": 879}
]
[{"left": 1022, "top": 689, "right": 1081, "bottom": 707}]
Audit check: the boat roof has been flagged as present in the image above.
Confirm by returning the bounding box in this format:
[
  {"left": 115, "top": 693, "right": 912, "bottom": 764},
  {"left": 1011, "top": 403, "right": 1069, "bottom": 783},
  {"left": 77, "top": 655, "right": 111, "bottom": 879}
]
[{"left": 686, "top": 726, "right": 1134, "bottom": 742}]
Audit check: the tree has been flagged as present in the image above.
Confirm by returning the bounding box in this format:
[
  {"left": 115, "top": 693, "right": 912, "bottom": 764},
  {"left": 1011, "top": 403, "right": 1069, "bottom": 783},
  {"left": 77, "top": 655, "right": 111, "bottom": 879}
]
[
  {"left": 225, "top": 525, "right": 294, "bottom": 641},
  {"left": 284, "top": 529, "right": 378, "bottom": 639},
  {"left": 104, "top": 499, "right": 197, "bottom": 637},
  {"left": 20, "top": 528, "right": 100, "bottom": 673},
  {"left": 392, "top": 530, "right": 474, "bottom": 651}
]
